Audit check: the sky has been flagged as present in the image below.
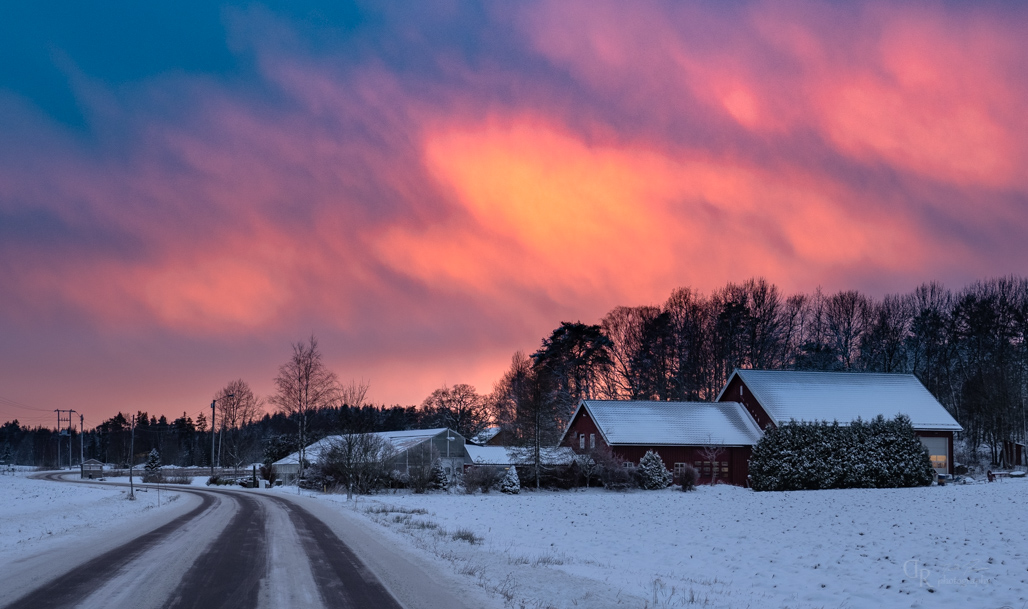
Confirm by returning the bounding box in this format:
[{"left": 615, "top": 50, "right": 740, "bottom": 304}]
[{"left": 2, "top": 0, "right": 1027, "bottom": 428}]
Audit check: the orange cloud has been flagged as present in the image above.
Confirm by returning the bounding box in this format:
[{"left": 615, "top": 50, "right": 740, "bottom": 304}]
[
  {"left": 523, "top": 0, "right": 1028, "bottom": 190},
  {"left": 375, "top": 116, "right": 947, "bottom": 307}
]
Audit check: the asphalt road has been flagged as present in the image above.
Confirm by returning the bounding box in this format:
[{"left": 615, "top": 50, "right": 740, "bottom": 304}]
[{"left": 3, "top": 475, "right": 408, "bottom": 609}]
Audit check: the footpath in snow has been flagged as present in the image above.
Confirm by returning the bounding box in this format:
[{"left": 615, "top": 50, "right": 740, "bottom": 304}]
[{"left": 311, "top": 479, "right": 1028, "bottom": 609}]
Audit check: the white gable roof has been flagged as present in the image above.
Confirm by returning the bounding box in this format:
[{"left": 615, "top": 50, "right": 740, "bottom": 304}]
[
  {"left": 274, "top": 428, "right": 459, "bottom": 466},
  {"left": 573, "top": 400, "right": 763, "bottom": 447},
  {"left": 465, "top": 445, "right": 577, "bottom": 466},
  {"left": 727, "top": 370, "right": 962, "bottom": 431}
]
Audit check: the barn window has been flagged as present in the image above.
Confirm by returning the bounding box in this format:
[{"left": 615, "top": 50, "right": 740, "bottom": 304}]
[
  {"left": 739, "top": 385, "right": 744, "bottom": 397},
  {"left": 579, "top": 434, "right": 585, "bottom": 449},
  {"left": 673, "top": 463, "right": 688, "bottom": 477},
  {"left": 589, "top": 434, "right": 596, "bottom": 449}
]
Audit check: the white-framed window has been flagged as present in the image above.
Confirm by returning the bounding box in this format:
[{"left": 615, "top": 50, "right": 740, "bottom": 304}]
[
  {"left": 579, "top": 434, "right": 585, "bottom": 449},
  {"left": 589, "top": 433, "right": 596, "bottom": 449}
]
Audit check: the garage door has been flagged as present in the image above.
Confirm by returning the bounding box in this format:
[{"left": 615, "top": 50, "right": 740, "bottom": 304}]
[{"left": 919, "top": 436, "right": 948, "bottom": 474}]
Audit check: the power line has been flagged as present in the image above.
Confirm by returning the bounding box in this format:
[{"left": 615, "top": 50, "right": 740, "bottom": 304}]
[{"left": 0, "top": 394, "right": 51, "bottom": 413}]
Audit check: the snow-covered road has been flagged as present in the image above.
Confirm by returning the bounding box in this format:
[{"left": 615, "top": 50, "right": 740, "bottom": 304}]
[{"left": 0, "top": 473, "right": 491, "bottom": 609}]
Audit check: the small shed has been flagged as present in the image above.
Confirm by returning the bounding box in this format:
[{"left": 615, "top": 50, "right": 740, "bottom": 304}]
[{"left": 80, "top": 459, "right": 104, "bottom": 479}]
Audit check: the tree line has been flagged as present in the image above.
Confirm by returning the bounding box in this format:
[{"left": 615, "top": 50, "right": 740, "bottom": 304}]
[
  {"left": 4, "top": 276, "right": 1027, "bottom": 471},
  {"left": 492, "top": 277, "right": 1028, "bottom": 468}
]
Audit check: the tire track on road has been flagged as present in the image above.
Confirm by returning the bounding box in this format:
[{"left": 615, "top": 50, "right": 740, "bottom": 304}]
[
  {"left": 160, "top": 492, "right": 267, "bottom": 609},
  {"left": 267, "top": 496, "right": 403, "bottom": 609}
]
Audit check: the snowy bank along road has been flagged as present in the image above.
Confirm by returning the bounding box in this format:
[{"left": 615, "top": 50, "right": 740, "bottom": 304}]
[{"left": 0, "top": 473, "right": 485, "bottom": 609}]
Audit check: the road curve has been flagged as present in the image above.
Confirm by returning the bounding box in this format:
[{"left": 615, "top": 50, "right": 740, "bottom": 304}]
[{"left": 3, "top": 476, "right": 403, "bottom": 609}]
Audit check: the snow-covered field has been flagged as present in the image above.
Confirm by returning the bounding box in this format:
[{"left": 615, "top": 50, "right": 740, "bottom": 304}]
[
  {"left": 0, "top": 471, "right": 183, "bottom": 560},
  {"left": 322, "top": 480, "right": 1028, "bottom": 609},
  {"left": 5, "top": 471, "right": 1027, "bottom": 609}
]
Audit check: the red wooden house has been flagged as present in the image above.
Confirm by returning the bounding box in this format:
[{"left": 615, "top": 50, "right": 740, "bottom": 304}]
[
  {"left": 717, "top": 370, "right": 963, "bottom": 475},
  {"left": 559, "top": 400, "right": 763, "bottom": 486}
]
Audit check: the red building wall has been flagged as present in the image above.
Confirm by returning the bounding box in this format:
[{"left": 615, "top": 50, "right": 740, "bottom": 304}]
[
  {"left": 562, "top": 408, "right": 752, "bottom": 486},
  {"left": 718, "top": 376, "right": 776, "bottom": 430}
]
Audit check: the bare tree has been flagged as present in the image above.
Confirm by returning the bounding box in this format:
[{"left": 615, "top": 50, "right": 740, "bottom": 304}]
[
  {"left": 319, "top": 433, "right": 394, "bottom": 499},
  {"left": 214, "top": 380, "right": 264, "bottom": 471},
  {"left": 700, "top": 435, "right": 726, "bottom": 485},
  {"left": 339, "top": 379, "right": 370, "bottom": 408},
  {"left": 272, "top": 335, "right": 340, "bottom": 480},
  {"left": 421, "top": 384, "right": 489, "bottom": 439}
]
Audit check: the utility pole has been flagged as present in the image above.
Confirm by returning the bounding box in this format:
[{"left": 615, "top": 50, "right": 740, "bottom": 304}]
[
  {"left": 129, "top": 414, "right": 135, "bottom": 500},
  {"left": 210, "top": 400, "right": 216, "bottom": 478},
  {"left": 54, "top": 409, "right": 76, "bottom": 469},
  {"left": 68, "top": 409, "right": 75, "bottom": 467},
  {"left": 79, "top": 414, "right": 84, "bottom": 466}
]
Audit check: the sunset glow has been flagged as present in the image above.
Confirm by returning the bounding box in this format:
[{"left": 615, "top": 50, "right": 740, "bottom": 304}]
[{"left": 1, "top": 0, "right": 1026, "bottom": 425}]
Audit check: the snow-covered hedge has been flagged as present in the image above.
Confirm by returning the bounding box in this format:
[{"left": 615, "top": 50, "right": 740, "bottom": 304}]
[
  {"left": 749, "top": 415, "right": 935, "bottom": 491},
  {"left": 637, "top": 450, "right": 673, "bottom": 489}
]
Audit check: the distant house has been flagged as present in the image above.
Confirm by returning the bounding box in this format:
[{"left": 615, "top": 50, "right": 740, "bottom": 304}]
[
  {"left": 717, "top": 370, "right": 963, "bottom": 475},
  {"left": 464, "top": 445, "right": 577, "bottom": 470},
  {"left": 559, "top": 400, "right": 763, "bottom": 486},
  {"left": 273, "top": 428, "right": 466, "bottom": 481},
  {"left": 80, "top": 458, "right": 104, "bottom": 479}
]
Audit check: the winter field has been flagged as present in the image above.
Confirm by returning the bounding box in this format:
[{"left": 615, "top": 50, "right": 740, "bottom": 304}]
[
  {"left": 0, "top": 469, "right": 184, "bottom": 560},
  {"left": 4, "top": 471, "right": 1027, "bottom": 609},
  {"left": 327, "top": 480, "right": 1028, "bottom": 609}
]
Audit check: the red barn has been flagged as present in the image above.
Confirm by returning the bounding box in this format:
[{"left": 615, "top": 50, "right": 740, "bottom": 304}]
[
  {"left": 559, "top": 400, "right": 763, "bottom": 486},
  {"left": 717, "top": 370, "right": 963, "bottom": 475}
]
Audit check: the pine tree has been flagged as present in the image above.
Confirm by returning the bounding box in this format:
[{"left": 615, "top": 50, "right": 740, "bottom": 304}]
[
  {"left": 144, "top": 448, "right": 162, "bottom": 483},
  {"left": 429, "top": 460, "right": 448, "bottom": 490},
  {"left": 500, "top": 466, "right": 520, "bottom": 494},
  {"left": 638, "top": 450, "right": 673, "bottom": 489}
]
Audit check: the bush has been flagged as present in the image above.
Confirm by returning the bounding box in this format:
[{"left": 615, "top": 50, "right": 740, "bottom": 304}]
[
  {"left": 166, "top": 473, "right": 193, "bottom": 485},
  {"left": 679, "top": 464, "right": 698, "bottom": 491},
  {"left": 637, "top": 450, "right": 674, "bottom": 489},
  {"left": 463, "top": 466, "right": 502, "bottom": 494},
  {"left": 749, "top": 415, "right": 935, "bottom": 491},
  {"left": 500, "top": 466, "right": 520, "bottom": 494}
]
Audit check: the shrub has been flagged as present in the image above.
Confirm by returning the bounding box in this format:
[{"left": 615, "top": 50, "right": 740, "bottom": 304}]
[
  {"left": 500, "top": 466, "right": 520, "bottom": 494},
  {"left": 166, "top": 473, "right": 193, "bottom": 485},
  {"left": 637, "top": 450, "right": 674, "bottom": 489},
  {"left": 679, "top": 464, "right": 698, "bottom": 491},
  {"left": 463, "top": 466, "right": 501, "bottom": 494},
  {"left": 749, "top": 415, "right": 935, "bottom": 491}
]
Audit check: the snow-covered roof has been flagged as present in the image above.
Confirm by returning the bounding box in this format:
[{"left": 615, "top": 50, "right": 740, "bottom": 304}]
[
  {"left": 723, "top": 370, "right": 963, "bottom": 431},
  {"left": 571, "top": 400, "right": 763, "bottom": 447},
  {"left": 469, "top": 427, "right": 501, "bottom": 445},
  {"left": 274, "top": 428, "right": 461, "bottom": 466},
  {"left": 465, "top": 445, "right": 577, "bottom": 466}
]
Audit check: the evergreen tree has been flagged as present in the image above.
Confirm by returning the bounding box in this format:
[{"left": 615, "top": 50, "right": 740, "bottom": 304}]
[
  {"left": 430, "top": 460, "right": 448, "bottom": 490},
  {"left": 637, "top": 450, "right": 673, "bottom": 489},
  {"left": 144, "top": 448, "right": 162, "bottom": 483},
  {"left": 500, "top": 466, "right": 520, "bottom": 494}
]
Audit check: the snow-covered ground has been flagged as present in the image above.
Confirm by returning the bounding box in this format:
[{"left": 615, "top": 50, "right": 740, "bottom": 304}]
[
  {"left": 315, "top": 480, "right": 1028, "bottom": 609},
  {"left": 0, "top": 471, "right": 184, "bottom": 559},
  {"left": 5, "top": 471, "right": 1027, "bottom": 609}
]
